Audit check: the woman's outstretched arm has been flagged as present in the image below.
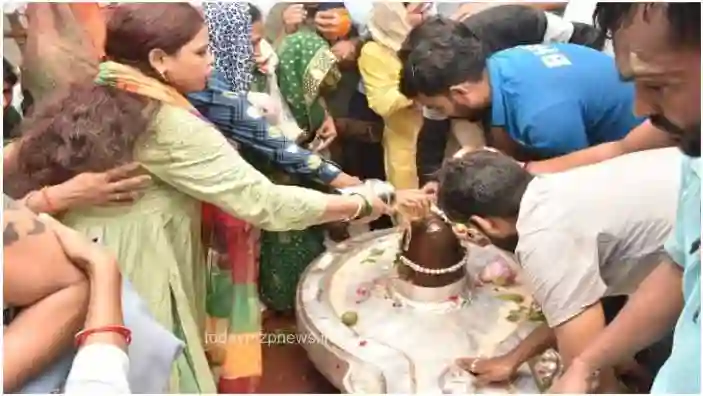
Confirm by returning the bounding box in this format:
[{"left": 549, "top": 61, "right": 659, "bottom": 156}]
[{"left": 139, "top": 107, "right": 390, "bottom": 231}]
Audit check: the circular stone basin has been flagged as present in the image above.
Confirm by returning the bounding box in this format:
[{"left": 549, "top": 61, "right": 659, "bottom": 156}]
[{"left": 296, "top": 229, "right": 561, "bottom": 393}]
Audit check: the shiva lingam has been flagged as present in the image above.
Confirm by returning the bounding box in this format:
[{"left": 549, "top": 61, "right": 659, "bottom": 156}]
[
  {"left": 397, "top": 211, "right": 467, "bottom": 286},
  {"left": 296, "top": 207, "right": 561, "bottom": 393}
]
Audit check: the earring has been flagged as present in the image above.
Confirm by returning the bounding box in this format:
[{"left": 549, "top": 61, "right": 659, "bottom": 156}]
[{"left": 159, "top": 70, "right": 170, "bottom": 83}]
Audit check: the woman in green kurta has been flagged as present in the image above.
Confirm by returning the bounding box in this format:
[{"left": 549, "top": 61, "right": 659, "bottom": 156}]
[
  {"left": 251, "top": 29, "right": 343, "bottom": 313},
  {"left": 3, "top": 4, "right": 384, "bottom": 393}
]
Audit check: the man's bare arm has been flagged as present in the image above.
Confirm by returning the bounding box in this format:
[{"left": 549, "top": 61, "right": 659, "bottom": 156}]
[
  {"left": 571, "top": 260, "right": 684, "bottom": 374},
  {"left": 554, "top": 302, "right": 624, "bottom": 392},
  {"left": 3, "top": 284, "right": 89, "bottom": 392},
  {"left": 508, "top": 323, "right": 556, "bottom": 364},
  {"left": 3, "top": 197, "right": 89, "bottom": 392},
  {"left": 526, "top": 120, "right": 675, "bottom": 173},
  {"left": 3, "top": 198, "right": 87, "bottom": 304}
]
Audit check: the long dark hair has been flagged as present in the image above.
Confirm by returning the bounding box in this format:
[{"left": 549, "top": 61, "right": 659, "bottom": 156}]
[{"left": 5, "top": 3, "right": 205, "bottom": 198}]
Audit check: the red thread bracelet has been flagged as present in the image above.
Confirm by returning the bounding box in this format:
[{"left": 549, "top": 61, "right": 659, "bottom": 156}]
[
  {"left": 40, "top": 187, "right": 55, "bottom": 213},
  {"left": 75, "top": 325, "right": 132, "bottom": 347}
]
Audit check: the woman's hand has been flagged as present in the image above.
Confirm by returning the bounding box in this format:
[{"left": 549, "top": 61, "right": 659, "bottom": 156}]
[
  {"left": 314, "top": 9, "right": 342, "bottom": 36},
  {"left": 315, "top": 116, "right": 338, "bottom": 151},
  {"left": 282, "top": 4, "right": 307, "bottom": 34},
  {"left": 47, "top": 162, "right": 151, "bottom": 212},
  {"left": 393, "top": 189, "right": 432, "bottom": 221},
  {"left": 421, "top": 181, "right": 439, "bottom": 200},
  {"left": 357, "top": 195, "right": 389, "bottom": 224},
  {"left": 330, "top": 39, "right": 357, "bottom": 62},
  {"left": 38, "top": 213, "right": 118, "bottom": 276},
  {"left": 254, "top": 51, "right": 271, "bottom": 75},
  {"left": 456, "top": 355, "right": 521, "bottom": 386},
  {"left": 39, "top": 215, "right": 126, "bottom": 353}
]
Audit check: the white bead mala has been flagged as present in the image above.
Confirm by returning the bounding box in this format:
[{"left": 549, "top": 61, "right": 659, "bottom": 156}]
[{"left": 398, "top": 254, "right": 468, "bottom": 275}]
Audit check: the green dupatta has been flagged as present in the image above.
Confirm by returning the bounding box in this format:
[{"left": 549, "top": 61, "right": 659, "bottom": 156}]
[{"left": 276, "top": 29, "right": 341, "bottom": 135}]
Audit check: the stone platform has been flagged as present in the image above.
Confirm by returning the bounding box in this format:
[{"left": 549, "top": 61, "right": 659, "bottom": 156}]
[{"left": 296, "top": 229, "right": 561, "bottom": 394}]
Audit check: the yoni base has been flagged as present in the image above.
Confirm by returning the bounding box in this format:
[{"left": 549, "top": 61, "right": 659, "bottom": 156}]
[{"left": 296, "top": 229, "right": 560, "bottom": 393}]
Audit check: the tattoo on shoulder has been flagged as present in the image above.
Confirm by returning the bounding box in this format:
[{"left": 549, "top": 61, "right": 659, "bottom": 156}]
[
  {"left": 3, "top": 195, "right": 47, "bottom": 246},
  {"left": 3, "top": 222, "right": 19, "bottom": 245},
  {"left": 27, "top": 218, "right": 45, "bottom": 236}
]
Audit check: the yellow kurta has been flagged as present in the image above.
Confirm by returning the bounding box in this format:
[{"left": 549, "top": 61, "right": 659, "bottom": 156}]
[
  {"left": 60, "top": 104, "right": 328, "bottom": 393},
  {"left": 359, "top": 41, "right": 421, "bottom": 189}
]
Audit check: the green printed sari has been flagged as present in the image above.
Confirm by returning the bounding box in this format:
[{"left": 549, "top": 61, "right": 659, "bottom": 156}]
[
  {"left": 276, "top": 28, "right": 341, "bottom": 140},
  {"left": 255, "top": 29, "right": 341, "bottom": 313}
]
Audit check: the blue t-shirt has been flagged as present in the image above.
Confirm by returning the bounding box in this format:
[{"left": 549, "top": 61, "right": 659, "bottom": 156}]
[
  {"left": 651, "top": 157, "right": 701, "bottom": 394},
  {"left": 488, "top": 43, "right": 644, "bottom": 158}
]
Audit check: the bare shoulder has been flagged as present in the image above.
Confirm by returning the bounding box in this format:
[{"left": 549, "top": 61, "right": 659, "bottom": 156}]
[
  {"left": 3, "top": 194, "right": 20, "bottom": 211},
  {"left": 3, "top": 198, "right": 85, "bottom": 306}
]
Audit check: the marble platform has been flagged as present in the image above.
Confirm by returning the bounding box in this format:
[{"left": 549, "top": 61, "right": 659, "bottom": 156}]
[{"left": 296, "top": 229, "right": 561, "bottom": 394}]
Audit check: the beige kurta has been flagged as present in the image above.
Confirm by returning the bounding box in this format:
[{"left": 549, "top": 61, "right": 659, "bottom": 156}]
[{"left": 61, "top": 104, "right": 328, "bottom": 393}]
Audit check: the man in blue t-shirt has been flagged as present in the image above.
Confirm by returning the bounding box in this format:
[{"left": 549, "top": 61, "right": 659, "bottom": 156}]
[{"left": 399, "top": 31, "right": 643, "bottom": 162}]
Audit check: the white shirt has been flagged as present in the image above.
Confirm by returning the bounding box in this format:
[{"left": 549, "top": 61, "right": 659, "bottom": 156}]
[
  {"left": 64, "top": 344, "right": 131, "bottom": 395},
  {"left": 563, "top": 0, "right": 614, "bottom": 55},
  {"left": 515, "top": 148, "right": 681, "bottom": 327},
  {"left": 562, "top": 0, "right": 598, "bottom": 24}
]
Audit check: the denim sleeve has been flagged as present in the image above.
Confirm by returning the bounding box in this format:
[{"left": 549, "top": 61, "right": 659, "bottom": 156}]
[{"left": 188, "top": 91, "right": 342, "bottom": 184}]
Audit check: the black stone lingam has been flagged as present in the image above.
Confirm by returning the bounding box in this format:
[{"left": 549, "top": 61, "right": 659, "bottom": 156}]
[{"left": 397, "top": 212, "right": 467, "bottom": 288}]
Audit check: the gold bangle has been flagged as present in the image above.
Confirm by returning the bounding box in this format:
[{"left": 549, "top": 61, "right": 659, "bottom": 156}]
[{"left": 344, "top": 194, "right": 364, "bottom": 222}]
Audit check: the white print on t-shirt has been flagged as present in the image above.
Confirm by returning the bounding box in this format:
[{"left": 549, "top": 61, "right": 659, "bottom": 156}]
[{"left": 523, "top": 44, "right": 573, "bottom": 68}]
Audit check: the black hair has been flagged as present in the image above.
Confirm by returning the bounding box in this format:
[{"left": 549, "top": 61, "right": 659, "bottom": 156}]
[
  {"left": 248, "top": 3, "right": 262, "bottom": 23},
  {"left": 593, "top": 2, "right": 700, "bottom": 48},
  {"left": 316, "top": 2, "right": 345, "bottom": 12},
  {"left": 4, "top": 58, "right": 18, "bottom": 87},
  {"left": 437, "top": 151, "right": 533, "bottom": 223},
  {"left": 399, "top": 19, "right": 487, "bottom": 98},
  {"left": 398, "top": 16, "right": 471, "bottom": 63},
  {"left": 569, "top": 22, "right": 607, "bottom": 51}
]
